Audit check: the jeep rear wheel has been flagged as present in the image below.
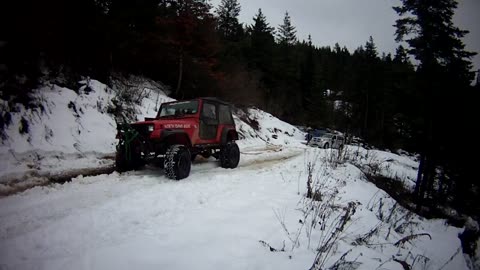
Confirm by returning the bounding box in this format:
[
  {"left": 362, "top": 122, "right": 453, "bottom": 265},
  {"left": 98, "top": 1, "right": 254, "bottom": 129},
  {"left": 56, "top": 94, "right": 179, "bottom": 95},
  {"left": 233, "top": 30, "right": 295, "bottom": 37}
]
[
  {"left": 164, "top": 145, "right": 191, "bottom": 180},
  {"left": 220, "top": 141, "right": 240, "bottom": 169},
  {"left": 324, "top": 143, "right": 329, "bottom": 149}
]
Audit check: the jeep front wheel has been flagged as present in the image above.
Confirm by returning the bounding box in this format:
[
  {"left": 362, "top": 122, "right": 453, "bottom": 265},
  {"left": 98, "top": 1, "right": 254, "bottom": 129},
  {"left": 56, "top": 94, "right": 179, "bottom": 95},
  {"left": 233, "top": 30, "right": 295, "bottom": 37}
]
[
  {"left": 164, "top": 145, "right": 191, "bottom": 180},
  {"left": 220, "top": 141, "right": 240, "bottom": 169}
]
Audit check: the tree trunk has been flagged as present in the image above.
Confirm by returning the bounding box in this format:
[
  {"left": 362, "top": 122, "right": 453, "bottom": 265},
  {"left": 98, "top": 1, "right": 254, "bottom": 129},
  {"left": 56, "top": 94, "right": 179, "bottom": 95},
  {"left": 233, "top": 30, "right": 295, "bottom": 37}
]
[
  {"left": 415, "top": 151, "right": 426, "bottom": 211},
  {"left": 380, "top": 109, "right": 385, "bottom": 147},
  {"left": 437, "top": 169, "right": 446, "bottom": 204},
  {"left": 363, "top": 89, "right": 369, "bottom": 140},
  {"left": 176, "top": 46, "right": 184, "bottom": 97},
  {"left": 109, "top": 51, "right": 114, "bottom": 72},
  {"left": 426, "top": 155, "right": 436, "bottom": 200}
]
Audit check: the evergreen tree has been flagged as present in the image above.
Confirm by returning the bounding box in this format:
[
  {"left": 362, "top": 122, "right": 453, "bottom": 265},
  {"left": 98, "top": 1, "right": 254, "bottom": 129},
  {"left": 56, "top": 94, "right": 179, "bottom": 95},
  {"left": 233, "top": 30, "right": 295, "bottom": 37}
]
[
  {"left": 364, "top": 36, "right": 378, "bottom": 59},
  {"left": 248, "top": 9, "right": 275, "bottom": 71},
  {"left": 334, "top": 43, "right": 342, "bottom": 54},
  {"left": 276, "top": 12, "right": 297, "bottom": 45},
  {"left": 269, "top": 11, "right": 299, "bottom": 120},
  {"left": 301, "top": 35, "right": 315, "bottom": 110},
  {"left": 357, "top": 36, "right": 380, "bottom": 141},
  {"left": 154, "top": 0, "right": 219, "bottom": 97},
  {"left": 394, "top": 0, "right": 477, "bottom": 211},
  {"left": 394, "top": 0, "right": 476, "bottom": 85},
  {"left": 394, "top": 45, "right": 409, "bottom": 64},
  {"left": 250, "top": 9, "right": 275, "bottom": 42},
  {"left": 215, "top": 0, "right": 243, "bottom": 41},
  {"left": 475, "top": 70, "right": 480, "bottom": 88}
]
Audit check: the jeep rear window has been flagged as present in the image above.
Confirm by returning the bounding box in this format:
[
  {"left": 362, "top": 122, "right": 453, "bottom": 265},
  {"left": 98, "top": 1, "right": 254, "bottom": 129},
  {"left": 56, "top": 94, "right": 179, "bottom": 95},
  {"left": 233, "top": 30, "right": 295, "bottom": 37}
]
[{"left": 158, "top": 100, "right": 199, "bottom": 117}]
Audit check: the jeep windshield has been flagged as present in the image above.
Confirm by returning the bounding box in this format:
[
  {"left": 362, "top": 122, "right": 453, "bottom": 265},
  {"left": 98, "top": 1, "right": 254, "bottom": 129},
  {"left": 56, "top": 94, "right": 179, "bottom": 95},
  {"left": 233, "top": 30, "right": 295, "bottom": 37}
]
[{"left": 158, "top": 100, "right": 199, "bottom": 118}]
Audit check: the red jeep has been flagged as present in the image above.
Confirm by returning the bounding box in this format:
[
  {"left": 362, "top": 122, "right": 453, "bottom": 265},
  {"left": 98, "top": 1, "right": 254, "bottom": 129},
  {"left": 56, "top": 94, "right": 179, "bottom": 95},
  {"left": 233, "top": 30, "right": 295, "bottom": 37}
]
[{"left": 115, "top": 97, "right": 240, "bottom": 180}]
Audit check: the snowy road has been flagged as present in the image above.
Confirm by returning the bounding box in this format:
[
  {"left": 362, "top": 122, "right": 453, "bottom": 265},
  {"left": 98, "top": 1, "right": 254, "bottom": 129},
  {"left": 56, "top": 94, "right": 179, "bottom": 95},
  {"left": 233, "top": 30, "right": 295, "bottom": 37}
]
[
  {"left": 0, "top": 145, "right": 311, "bottom": 270},
  {"left": 0, "top": 78, "right": 473, "bottom": 269},
  {"left": 0, "top": 144, "right": 469, "bottom": 270}
]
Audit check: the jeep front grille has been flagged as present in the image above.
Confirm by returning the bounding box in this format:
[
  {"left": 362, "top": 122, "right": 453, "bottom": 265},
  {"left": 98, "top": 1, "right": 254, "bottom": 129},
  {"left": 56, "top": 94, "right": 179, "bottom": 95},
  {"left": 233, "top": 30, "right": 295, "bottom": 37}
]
[{"left": 131, "top": 125, "right": 152, "bottom": 139}]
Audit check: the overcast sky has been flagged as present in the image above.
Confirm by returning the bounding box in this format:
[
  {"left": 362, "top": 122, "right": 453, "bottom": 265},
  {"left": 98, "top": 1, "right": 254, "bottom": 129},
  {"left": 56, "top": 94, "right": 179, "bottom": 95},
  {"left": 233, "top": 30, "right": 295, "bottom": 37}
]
[{"left": 211, "top": 0, "right": 480, "bottom": 72}]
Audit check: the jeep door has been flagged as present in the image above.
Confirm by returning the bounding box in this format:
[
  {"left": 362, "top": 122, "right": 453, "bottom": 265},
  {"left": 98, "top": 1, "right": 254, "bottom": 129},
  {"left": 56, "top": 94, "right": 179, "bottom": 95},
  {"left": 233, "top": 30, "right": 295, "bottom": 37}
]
[{"left": 199, "top": 101, "right": 219, "bottom": 140}]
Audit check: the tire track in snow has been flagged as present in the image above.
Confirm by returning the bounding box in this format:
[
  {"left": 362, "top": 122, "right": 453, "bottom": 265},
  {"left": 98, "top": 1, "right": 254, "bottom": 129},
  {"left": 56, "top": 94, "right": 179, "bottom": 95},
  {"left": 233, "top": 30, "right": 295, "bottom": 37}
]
[
  {"left": 190, "top": 146, "right": 304, "bottom": 175},
  {"left": 1, "top": 145, "right": 304, "bottom": 197}
]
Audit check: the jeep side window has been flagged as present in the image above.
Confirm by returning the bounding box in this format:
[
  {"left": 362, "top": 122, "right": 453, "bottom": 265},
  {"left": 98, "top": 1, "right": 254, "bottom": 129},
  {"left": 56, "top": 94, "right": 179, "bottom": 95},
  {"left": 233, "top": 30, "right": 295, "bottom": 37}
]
[
  {"left": 219, "top": 105, "right": 233, "bottom": 124},
  {"left": 202, "top": 103, "right": 217, "bottom": 119}
]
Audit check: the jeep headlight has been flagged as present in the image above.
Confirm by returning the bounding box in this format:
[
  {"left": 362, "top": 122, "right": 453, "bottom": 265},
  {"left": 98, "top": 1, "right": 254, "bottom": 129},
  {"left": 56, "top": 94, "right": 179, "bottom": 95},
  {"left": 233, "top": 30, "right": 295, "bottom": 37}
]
[{"left": 148, "top": 125, "right": 154, "bottom": 132}]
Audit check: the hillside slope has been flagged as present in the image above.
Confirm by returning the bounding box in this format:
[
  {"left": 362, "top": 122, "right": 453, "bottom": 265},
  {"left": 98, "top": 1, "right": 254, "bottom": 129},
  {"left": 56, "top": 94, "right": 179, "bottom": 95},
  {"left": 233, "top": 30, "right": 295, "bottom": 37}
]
[
  {"left": 0, "top": 78, "right": 304, "bottom": 194},
  {"left": 0, "top": 77, "right": 476, "bottom": 270}
]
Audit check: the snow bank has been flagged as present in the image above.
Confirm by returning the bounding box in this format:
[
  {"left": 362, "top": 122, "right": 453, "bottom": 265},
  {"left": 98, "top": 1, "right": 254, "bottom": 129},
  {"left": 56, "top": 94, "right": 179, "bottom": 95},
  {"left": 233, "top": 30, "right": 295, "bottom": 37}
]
[
  {"left": 0, "top": 147, "right": 469, "bottom": 270},
  {"left": 0, "top": 78, "right": 171, "bottom": 187},
  {"left": 0, "top": 76, "right": 473, "bottom": 270},
  {"left": 342, "top": 145, "right": 419, "bottom": 190},
  {"left": 1, "top": 82, "right": 116, "bottom": 154},
  {"left": 235, "top": 107, "right": 305, "bottom": 146},
  {"left": 0, "top": 78, "right": 306, "bottom": 189}
]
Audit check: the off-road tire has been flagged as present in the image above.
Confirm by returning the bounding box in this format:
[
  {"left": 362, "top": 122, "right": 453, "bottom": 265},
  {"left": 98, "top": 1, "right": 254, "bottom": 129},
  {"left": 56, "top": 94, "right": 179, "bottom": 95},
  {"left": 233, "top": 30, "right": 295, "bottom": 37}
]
[
  {"left": 220, "top": 141, "right": 240, "bottom": 169},
  {"left": 324, "top": 143, "right": 329, "bottom": 149},
  {"left": 164, "top": 145, "right": 191, "bottom": 180}
]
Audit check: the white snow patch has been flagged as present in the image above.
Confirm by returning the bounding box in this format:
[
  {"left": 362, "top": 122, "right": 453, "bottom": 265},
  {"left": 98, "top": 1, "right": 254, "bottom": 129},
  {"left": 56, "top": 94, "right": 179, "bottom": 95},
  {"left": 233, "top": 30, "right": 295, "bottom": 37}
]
[
  {"left": 0, "top": 147, "right": 469, "bottom": 270},
  {"left": 0, "top": 78, "right": 170, "bottom": 185},
  {"left": 0, "top": 80, "right": 306, "bottom": 187},
  {"left": 343, "top": 145, "right": 419, "bottom": 190},
  {"left": 0, "top": 77, "right": 472, "bottom": 270},
  {"left": 237, "top": 107, "right": 305, "bottom": 146}
]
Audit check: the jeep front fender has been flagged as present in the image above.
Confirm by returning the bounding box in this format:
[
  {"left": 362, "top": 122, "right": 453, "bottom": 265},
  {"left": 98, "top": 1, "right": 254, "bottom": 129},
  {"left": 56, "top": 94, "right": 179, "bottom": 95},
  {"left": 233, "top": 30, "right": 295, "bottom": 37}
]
[{"left": 160, "top": 130, "right": 192, "bottom": 148}]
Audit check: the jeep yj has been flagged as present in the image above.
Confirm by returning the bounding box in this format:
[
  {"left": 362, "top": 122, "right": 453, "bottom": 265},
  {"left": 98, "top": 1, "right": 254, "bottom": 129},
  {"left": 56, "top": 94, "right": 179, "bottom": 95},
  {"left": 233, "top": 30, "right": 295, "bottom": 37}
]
[{"left": 115, "top": 98, "right": 240, "bottom": 180}]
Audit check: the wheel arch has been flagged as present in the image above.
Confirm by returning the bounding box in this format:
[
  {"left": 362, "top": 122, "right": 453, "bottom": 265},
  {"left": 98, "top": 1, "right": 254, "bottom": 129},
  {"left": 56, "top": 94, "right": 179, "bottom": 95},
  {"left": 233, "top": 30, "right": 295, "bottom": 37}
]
[
  {"left": 161, "top": 130, "right": 192, "bottom": 148},
  {"left": 221, "top": 127, "right": 238, "bottom": 144}
]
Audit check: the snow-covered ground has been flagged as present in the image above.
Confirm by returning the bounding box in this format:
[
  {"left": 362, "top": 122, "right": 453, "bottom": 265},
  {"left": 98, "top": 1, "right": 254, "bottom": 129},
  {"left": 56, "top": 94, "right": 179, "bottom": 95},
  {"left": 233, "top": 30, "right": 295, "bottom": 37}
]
[
  {"left": 0, "top": 77, "right": 475, "bottom": 269},
  {"left": 0, "top": 78, "right": 303, "bottom": 195},
  {"left": 341, "top": 146, "right": 420, "bottom": 191},
  {"left": 0, "top": 146, "right": 469, "bottom": 270},
  {"left": 0, "top": 78, "right": 168, "bottom": 195}
]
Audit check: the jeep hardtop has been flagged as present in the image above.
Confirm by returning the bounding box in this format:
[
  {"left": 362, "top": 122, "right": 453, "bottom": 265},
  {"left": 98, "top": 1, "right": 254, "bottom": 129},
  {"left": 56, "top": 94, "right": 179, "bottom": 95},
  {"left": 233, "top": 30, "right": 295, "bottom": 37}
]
[{"left": 116, "top": 97, "right": 240, "bottom": 180}]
